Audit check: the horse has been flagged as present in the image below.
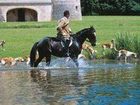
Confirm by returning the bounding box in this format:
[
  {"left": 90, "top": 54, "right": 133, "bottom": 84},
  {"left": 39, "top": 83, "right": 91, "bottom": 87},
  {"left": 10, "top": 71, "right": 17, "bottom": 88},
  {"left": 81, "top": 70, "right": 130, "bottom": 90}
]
[{"left": 30, "top": 26, "right": 96, "bottom": 67}]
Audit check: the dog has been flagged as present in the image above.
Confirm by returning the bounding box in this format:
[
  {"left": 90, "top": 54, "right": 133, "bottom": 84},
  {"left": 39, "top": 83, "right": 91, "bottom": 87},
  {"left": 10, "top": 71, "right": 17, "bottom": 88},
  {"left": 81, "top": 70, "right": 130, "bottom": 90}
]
[
  {"left": 0, "top": 57, "right": 16, "bottom": 66},
  {"left": 82, "top": 43, "right": 97, "bottom": 58},
  {"left": 101, "top": 39, "right": 118, "bottom": 55},
  {"left": 102, "top": 39, "right": 117, "bottom": 50},
  {"left": 117, "top": 49, "right": 137, "bottom": 61},
  {"left": 78, "top": 52, "right": 87, "bottom": 60},
  {"left": 15, "top": 57, "right": 25, "bottom": 62},
  {"left": 80, "top": 43, "right": 97, "bottom": 59},
  {"left": 25, "top": 56, "right": 30, "bottom": 65},
  {"left": 0, "top": 40, "right": 6, "bottom": 50}
]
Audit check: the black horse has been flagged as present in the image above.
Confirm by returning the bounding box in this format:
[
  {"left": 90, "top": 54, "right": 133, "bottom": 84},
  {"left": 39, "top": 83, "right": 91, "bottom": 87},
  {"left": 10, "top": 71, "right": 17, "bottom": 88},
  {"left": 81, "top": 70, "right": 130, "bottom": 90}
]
[{"left": 30, "top": 26, "right": 96, "bottom": 67}]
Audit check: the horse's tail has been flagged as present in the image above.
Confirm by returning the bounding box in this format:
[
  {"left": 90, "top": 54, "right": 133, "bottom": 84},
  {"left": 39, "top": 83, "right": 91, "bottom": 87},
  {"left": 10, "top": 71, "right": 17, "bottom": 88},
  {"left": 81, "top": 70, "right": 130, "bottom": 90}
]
[{"left": 30, "top": 42, "right": 38, "bottom": 67}]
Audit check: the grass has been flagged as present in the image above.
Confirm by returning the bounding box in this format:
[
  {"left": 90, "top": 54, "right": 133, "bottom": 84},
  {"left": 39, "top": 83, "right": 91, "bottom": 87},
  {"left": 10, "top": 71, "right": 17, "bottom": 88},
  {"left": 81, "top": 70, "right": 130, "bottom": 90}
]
[{"left": 0, "top": 16, "right": 140, "bottom": 58}]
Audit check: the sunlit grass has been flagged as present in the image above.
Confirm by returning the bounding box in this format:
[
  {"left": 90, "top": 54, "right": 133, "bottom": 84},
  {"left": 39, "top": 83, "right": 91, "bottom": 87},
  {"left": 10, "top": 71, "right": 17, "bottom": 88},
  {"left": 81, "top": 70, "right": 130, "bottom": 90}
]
[{"left": 0, "top": 16, "right": 140, "bottom": 57}]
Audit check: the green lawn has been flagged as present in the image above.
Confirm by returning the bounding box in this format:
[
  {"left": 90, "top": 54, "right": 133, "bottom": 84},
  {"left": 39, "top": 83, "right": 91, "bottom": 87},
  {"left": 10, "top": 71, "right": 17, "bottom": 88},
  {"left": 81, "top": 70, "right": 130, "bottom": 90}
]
[{"left": 0, "top": 16, "right": 140, "bottom": 57}]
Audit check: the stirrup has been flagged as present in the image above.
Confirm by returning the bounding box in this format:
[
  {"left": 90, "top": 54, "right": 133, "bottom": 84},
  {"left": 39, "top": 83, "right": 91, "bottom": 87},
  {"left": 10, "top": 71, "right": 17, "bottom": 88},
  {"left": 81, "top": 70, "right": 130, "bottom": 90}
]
[
  {"left": 66, "top": 52, "right": 69, "bottom": 56},
  {"left": 65, "top": 49, "right": 70, "bottom": 56}
]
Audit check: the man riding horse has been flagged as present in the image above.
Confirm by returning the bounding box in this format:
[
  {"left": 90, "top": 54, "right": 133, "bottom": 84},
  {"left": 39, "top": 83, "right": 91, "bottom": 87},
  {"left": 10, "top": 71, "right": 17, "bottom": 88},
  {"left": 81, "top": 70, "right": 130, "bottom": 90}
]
[
  {"left": 30, "top": 10, "right": 96, "bottom": 67},
  {"left": 56, "top": 10, "right": 72, "bottom": 56}
]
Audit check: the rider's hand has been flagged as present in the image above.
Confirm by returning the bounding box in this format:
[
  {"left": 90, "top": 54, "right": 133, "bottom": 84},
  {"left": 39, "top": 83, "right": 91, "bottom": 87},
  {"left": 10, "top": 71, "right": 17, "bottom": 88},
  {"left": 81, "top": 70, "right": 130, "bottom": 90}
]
[{"left": 70, "top": 31, "right": 74, "bottom": 35}]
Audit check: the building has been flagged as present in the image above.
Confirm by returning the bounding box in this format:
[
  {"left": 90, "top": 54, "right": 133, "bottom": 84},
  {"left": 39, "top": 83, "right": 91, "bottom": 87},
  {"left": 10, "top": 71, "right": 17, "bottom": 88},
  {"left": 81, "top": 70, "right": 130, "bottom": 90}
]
[{"left": 0, "top": 0, "right": 82, "bottom": 22}]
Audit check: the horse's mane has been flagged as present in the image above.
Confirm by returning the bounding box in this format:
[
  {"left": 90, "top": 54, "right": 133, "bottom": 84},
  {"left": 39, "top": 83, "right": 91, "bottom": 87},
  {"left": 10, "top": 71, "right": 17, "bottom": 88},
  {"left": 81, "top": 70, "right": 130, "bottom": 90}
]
[
  {"left": 49, "top": 27, "right": 94, "bottom": 40},
  {"left": 76, "top": 28, "right": 90, "bottom": 35}
]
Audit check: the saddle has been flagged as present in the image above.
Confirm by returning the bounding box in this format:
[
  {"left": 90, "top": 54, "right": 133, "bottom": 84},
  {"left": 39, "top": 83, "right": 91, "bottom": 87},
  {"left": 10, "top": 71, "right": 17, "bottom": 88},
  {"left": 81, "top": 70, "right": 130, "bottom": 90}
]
[{"left": 61, "top": 37, "right": 73, "bottom": 48}]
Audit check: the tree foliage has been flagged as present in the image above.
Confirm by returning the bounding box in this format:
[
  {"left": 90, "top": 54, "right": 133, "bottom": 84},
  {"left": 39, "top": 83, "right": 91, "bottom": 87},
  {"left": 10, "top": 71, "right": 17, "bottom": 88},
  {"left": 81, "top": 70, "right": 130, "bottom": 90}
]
[{"left": 81, "top": 0, "right": 140, "bottom": 15}]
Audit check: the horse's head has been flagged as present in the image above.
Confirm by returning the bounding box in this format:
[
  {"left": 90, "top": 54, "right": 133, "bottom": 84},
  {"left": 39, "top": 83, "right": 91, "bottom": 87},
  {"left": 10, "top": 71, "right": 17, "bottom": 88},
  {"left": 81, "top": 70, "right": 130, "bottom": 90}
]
[
  {"left": 75, "top": 26, "right": 97, "bottom": 47},
  {"left": 86, "top": 26, "right": 96, "bottom": 46}
]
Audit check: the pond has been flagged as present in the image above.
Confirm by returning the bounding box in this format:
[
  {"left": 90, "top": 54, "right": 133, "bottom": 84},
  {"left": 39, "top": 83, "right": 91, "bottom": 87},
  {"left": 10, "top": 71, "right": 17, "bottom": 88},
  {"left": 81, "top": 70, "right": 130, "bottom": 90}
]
[{"left": 0, "top": 59, "right": 140, "bottom": 105}]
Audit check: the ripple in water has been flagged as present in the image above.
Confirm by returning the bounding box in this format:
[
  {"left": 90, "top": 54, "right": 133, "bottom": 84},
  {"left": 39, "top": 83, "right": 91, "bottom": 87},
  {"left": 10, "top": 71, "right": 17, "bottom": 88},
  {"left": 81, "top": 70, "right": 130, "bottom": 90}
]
[
  {"left": 0, "top": 59, "right": 139, "bottom": 105},
  {"left": 0, "top": 58, "right": 136, "bottom": 70}
]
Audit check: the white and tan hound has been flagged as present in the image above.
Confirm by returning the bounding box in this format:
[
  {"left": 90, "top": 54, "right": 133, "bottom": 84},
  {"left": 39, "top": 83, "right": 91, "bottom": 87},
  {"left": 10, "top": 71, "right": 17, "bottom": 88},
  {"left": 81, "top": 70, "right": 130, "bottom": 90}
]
[{"left": 117, "top": 49, "right": 137, "bottom": 61}]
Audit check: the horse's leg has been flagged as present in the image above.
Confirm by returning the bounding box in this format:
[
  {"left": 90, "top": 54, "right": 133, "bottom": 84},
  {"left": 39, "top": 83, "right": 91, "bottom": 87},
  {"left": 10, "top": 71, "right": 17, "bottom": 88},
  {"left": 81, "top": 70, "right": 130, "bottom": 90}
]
[
  {"left": 34, "top": 55, "right": 44, "bottom": 67},
  {"left": 72, "top": 57, "right": 79, "bottom": 67},
  {"left": 45, "top": 55, "right": 51, "bottom": 66}
]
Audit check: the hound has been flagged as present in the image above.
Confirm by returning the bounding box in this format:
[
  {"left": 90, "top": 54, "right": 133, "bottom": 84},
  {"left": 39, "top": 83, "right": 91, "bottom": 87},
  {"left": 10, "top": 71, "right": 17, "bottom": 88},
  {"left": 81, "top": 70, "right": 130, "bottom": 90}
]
[
  {"left": 78, "top": 51, "right": 87, "bottom": 60},
  {"left": 0, "top": 40, "right": 6, "bottom": 50},
  {"left": 0, "top": 57, "right": 16, "bottom": 66},
  {"left": 20, "top": 56, "right": 30, "bottom": 65},
  {"left": 15, "top": 57, "right": 24, "bottom": 62},
  {"left": 101, "top": 39, "right": 118, "bottom": 55},
  {"left": 25, "top": 56, "right": 30, "bottom": 65},
  {"left": 117, "top": 49, "right": 137, "bottom": 61},
  {"left": 82, "top": 43, "right": 97, "bottom": 57},
  {"left": 102, "top": 39, "right": 117, "bottom": 51},
  {"left": 77, "top": 43, "right": 97, "bottom": 60}
]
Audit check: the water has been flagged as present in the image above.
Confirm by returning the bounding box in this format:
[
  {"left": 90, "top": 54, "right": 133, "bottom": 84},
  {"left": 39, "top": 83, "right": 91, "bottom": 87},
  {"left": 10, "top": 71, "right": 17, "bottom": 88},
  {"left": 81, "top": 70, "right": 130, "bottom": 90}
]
[{"left": 0, "top": 59, "right": 140, "bottom": 105}]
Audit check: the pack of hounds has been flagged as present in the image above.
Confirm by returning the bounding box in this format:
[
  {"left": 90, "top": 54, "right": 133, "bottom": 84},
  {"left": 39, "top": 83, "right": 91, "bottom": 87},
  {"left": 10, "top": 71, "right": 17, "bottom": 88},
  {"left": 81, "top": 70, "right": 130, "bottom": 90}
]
[
  {"left": 78, "top": 39, "right": 137, "bottom": 62},
  {"left": 102, "top": 39, "right": 137, "bottom": 60},
  {"left": 0, "top": 39, "right": 138, "bottom": 66},
  {"left": 0, "top": 40, "right": 30, "bottom": 66}
]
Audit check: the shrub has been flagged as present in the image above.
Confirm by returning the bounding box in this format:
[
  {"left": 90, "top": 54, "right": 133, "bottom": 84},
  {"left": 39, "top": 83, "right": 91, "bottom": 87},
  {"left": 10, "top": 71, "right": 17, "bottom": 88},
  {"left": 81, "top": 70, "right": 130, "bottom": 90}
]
[
  {"left": 115, "top": 32, "right": 134, "bottom": 51},
  {"left": 132, "top": 35, "right": 140, "bottom": 57},
  {"left": 103, "top": 49, "right": 118, "bottom": 59}
]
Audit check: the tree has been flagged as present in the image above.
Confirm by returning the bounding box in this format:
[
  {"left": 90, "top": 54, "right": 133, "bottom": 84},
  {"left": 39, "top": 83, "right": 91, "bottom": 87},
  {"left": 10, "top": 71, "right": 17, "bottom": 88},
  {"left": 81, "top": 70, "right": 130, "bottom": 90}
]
[
  {"left": 81, "top": 0, "right": 94, "bottom": 15},
  {"left": 81, "top": 0, "right": 140, "bottom": 15}
]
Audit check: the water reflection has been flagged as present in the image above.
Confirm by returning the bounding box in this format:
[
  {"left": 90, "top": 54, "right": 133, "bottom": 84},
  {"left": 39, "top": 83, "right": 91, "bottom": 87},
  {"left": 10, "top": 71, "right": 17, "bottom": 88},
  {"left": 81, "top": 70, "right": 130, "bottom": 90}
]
[{"left": 0, "top": 61, "right": 140, "bottom": 105}]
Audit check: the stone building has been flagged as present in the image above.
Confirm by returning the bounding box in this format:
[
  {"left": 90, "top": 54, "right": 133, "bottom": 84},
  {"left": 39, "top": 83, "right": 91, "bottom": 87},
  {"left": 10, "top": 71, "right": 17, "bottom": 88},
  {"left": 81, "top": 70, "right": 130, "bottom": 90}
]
[{"left": 0, "top": 0, "right": 82, "bottom": 22}]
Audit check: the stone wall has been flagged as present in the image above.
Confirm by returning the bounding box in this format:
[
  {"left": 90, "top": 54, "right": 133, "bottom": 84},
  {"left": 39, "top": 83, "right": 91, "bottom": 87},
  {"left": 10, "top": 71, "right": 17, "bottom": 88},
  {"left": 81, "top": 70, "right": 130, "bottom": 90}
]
[
  {"left": 52, "top": 0, "right": 82, "bottom": 20},
  {"left": 0, "top": 8, "right": 5, "bottom": 21},
  {"left": 0, "top": 0, "right": 82, "bottom": 22},
  {"left": 0, "top": 5, "right": 52, "bottom": 22}
]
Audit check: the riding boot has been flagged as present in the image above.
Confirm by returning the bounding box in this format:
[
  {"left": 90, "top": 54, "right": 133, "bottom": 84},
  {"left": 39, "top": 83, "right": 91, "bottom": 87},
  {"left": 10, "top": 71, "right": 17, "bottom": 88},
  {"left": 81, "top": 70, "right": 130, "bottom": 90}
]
[{"left": 64, "top": 45, "right": 69, "bottom": 56}]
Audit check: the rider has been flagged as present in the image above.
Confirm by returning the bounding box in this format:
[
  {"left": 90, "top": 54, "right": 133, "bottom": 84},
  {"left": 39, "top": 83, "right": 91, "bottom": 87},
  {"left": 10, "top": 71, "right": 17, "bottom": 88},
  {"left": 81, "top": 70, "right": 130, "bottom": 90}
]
[{"left": 56, "top": 10, "right": 72, "bottom": 56}]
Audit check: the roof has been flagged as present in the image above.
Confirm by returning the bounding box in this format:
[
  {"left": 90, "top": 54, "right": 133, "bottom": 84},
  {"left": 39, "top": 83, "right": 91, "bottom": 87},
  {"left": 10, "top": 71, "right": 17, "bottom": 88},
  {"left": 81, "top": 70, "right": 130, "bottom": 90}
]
[{"left": 0, "top": 0, "right": 52, "bottom": 4}]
